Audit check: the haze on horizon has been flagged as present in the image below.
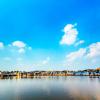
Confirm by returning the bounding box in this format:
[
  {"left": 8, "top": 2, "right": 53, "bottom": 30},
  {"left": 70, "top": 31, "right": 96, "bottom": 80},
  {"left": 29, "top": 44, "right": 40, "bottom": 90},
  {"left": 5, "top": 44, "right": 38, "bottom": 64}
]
[{"left": 0, "top": 0, "right": 100, "bottom": 71}]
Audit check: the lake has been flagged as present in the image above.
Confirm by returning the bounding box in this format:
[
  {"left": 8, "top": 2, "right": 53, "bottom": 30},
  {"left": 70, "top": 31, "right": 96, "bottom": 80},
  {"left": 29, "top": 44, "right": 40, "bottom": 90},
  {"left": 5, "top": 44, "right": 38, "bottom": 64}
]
[{"left": 0, "top": 76, "right": 100, "bottom": 100}]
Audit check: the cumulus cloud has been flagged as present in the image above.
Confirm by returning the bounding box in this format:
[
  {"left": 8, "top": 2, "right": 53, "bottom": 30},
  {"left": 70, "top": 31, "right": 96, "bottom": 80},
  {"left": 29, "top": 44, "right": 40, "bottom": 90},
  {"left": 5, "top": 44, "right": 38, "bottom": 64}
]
[
  {"left": 0, "top": 40, "right": 32, "bottom": 54},
  {"left": 66, "top": 42, "right": 100, "bottom": 63},
  {"left": 86, "top": 42, "right": 100, "bottom": 58},
  {"left": 66, "top": 48, "right": 86, "bottom": 62},
  {"left": 0, "top": 42, "right": 4, "bottom": 49},
  {"left": 60, "top": 24, "right": 78, "bottom": 45},
  {"left": 60, "top": 23, "right": 85, "bottom": 47},
  {"left": 12, "top": 41, "right": 26, "bottom": 48},
  {"left": 75, "top": 40, "right": 85, "bottom": 46},
  {"left": 10, "top": 41, "right": 32, "bottom": 54}
]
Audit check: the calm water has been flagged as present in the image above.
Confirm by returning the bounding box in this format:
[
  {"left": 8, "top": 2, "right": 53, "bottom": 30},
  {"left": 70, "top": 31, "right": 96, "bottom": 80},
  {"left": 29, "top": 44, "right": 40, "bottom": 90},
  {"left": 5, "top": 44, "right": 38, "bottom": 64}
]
[{"left": 0, "top": 76, "right": 100, "bottom": 100}]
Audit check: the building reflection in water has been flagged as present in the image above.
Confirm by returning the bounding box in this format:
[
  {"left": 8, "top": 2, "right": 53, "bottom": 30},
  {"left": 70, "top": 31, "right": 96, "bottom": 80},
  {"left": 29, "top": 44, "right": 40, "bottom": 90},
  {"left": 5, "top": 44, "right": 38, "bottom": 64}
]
[{"left": 0, "top": 76, "right": 100, "bottom": 100}]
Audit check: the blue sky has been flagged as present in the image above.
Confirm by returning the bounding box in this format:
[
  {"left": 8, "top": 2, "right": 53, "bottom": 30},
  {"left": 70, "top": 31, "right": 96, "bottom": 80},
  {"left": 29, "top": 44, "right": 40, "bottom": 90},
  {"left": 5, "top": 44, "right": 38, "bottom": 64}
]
[{"left": 0, "top": 0, "right": 100, "bottom": 71}]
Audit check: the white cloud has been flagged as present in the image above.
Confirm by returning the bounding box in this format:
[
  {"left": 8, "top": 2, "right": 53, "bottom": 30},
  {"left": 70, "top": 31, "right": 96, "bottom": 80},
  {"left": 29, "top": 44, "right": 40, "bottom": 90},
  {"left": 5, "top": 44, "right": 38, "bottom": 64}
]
[
  {"left": 86, "top": 42, "right": 100, "bottom": 58},
  {"left": 66, "top": 48, "right": 86, "bottom": 62},
  {"left": 75, "top": 40, "right": 85, "bottom": 46},
  {"left": 60, "top": 24, "right": 78, "bottom": 45},
  {"left": 12, "top": 41, "right": 26, "bottom": 48},
  {"left": 0, "top": 42, "right": 4, "bottom": 49},
  {"left": 66, "top": 42, "right": 100, "bottom": 64},
  {"left": 10, "top": 41, "right": 32, "bottom": 54}
]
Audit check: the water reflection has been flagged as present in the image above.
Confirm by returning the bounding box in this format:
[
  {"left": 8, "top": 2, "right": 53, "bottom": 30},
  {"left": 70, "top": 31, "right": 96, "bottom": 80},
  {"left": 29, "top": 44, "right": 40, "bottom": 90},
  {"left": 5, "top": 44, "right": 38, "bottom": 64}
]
[{"left": 0, "top": 76, "right": 100, "bottom": 100}]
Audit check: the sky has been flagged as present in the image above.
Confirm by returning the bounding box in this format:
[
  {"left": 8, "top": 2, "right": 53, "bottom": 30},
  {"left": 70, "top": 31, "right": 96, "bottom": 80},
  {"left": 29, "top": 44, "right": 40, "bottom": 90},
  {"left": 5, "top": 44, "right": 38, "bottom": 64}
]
[{"left": 0, "top": 0, "right": 100, "bottom": 71}]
